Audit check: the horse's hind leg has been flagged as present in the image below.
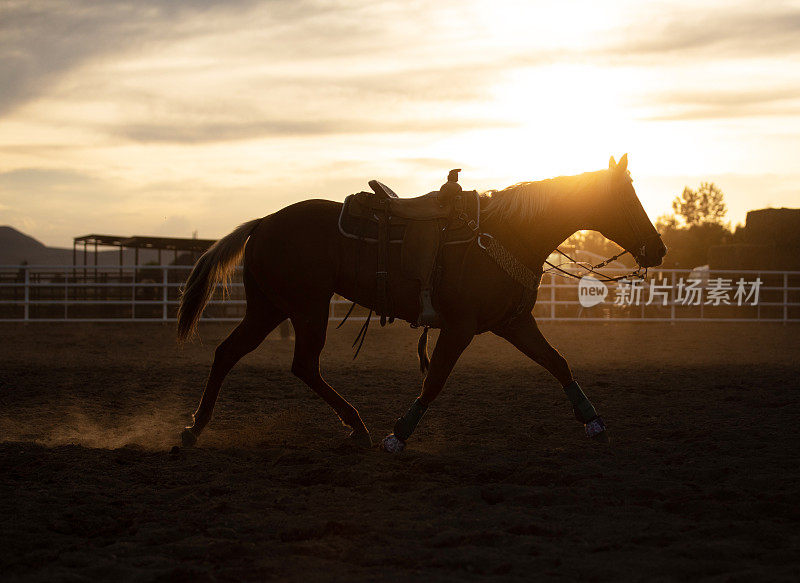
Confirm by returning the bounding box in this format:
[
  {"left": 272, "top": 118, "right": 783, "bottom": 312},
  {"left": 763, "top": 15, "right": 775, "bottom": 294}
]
[
  {"left": 381, "top": 324, "right": 474, "bottom": 453},
  {"left": 182, "top": 297, "right": 286, "bottom": 447},
  {"left": 290, "top": 298, "right": 371, "bottom": 447}
]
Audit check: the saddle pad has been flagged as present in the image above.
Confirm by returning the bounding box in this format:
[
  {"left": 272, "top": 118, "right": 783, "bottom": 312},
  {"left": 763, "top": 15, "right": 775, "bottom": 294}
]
[{"left": 338, "top": 190, "right": 480, "bottom": 245}]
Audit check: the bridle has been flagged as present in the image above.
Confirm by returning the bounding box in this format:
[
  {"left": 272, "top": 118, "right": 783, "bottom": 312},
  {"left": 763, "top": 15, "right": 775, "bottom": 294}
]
[{"left": 543, "top": 176, "right": 663, "bottom": 283}]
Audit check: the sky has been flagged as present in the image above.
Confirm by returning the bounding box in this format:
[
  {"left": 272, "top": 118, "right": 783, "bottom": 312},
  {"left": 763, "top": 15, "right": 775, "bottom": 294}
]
[{"left": 1, "top": 0, "right": 799, "bottom": 248}]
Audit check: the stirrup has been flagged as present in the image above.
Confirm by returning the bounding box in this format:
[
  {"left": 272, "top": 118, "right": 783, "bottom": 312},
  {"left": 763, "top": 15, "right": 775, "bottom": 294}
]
[{"left": 417, "top": 289, "right": 440, "bottom": 327}]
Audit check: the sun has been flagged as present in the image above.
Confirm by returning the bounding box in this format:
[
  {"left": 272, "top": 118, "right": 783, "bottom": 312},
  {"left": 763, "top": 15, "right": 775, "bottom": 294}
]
[{"left": 424, "top": 63, "right": 638, "bottom": 186}]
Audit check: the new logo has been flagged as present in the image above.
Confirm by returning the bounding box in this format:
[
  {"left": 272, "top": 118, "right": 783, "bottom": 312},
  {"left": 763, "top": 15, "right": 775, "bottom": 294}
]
[{"left": 578, "top": 276, "right": 608, "bottom": 308}]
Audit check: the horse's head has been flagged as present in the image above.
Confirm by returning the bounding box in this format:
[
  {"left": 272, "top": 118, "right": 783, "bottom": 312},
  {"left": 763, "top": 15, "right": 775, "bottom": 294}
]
[{"left": 593, "top": 154, "right": 667, "bottom": 268}]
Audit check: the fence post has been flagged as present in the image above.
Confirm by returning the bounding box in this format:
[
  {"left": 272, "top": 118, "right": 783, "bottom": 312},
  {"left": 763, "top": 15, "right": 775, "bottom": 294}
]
[
  {"left": 64, "top": 268, "right": 68, "bottom": 320},
  {"left": 640, "top": 280, "right": 645, "bottom": 320},
  {"left": 23, "top": 266, "right": 29, "bottom": 322},
  {"left": 757, "top": 272, "right": 761, "bottom": 321},
  {"left": 784, "top": 272, "right": 789, "bottom": 325},
  {"left": 670, "top": 271, "right": 676, "bottom": 324},
  {"left": 163, "top": 267, "right": 169, "bottom": 321},
  {"left": 550, "top": 273, "right": 556, "bottom": 320},
  {"left": 131, "top": 265, "right": 136, "bottom": 320},
  {"left": 700, "top": 273, "right": 705, "bottom": 320}
]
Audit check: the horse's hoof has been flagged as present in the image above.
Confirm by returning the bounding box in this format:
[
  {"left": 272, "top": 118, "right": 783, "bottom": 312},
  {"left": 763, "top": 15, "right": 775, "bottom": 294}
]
[
  {"left": 584, "top": 417, "right": 610, "bottom": 444},
  {"left": 181, "top": 428, "right": 198, "bottom": 448},
  {"left": 584, "top": 416, "right": 605, "bottom": 437},
  {"left": 381, "top": 433, "right": 406, "bottom": 454},
  {"left": 349, "top": 429, "right": 373, "bottom": 449}
]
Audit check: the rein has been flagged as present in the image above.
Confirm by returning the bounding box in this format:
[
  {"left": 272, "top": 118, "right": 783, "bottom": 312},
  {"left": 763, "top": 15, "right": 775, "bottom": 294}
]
[
  {"left": 479, "top": 232, "right": 648, "bottom": 289},
  {"left": 544, "top": 248, "right": 648, "bottom": 283}
]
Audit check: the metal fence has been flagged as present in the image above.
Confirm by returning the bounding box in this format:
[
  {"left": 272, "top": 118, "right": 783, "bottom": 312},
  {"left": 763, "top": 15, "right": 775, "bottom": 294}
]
[{"left": 1, "top": 265, "right": 798, "bottom": 323}]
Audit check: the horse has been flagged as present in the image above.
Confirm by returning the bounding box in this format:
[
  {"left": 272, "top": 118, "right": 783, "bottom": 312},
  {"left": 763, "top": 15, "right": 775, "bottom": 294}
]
[{"left": 176, "top": 154, "right": 666, "bottom": 452}]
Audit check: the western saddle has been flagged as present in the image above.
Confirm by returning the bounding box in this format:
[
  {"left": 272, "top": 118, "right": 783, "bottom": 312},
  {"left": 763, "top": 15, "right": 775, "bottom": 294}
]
[{"left": 338, "top": 169, "right": 480, "bottom": 327}]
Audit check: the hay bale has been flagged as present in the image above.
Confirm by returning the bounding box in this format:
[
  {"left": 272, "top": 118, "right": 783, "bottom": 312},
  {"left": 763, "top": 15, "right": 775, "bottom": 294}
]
[{"left": 744, "top": 208, "right": 800, "bottom": 246}]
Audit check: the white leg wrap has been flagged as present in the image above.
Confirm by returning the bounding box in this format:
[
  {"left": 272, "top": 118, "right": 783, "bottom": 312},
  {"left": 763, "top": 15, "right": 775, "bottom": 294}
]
[
  {"left": 584, "top": 416, "right": 606, "bottom": 438},
  {"left": 381, "top": 433, "right": 406, "bottom": 453}
]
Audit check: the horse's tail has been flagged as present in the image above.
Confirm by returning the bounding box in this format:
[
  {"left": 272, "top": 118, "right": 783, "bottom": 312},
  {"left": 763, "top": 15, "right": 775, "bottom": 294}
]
[{"left": 177, "top": 218, "right": 262, "bottom": 341}]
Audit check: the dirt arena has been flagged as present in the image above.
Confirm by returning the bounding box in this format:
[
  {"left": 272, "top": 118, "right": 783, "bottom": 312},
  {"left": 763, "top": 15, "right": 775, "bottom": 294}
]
[{"left": 1, "top": 320, "right": 798, "bottom": 582}]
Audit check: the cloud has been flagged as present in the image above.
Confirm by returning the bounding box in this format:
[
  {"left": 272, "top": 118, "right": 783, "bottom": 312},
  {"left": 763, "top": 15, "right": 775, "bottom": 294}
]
[
  {"left": 642, "top": 87, "right": 800, "bottom": 121},
  {"left": 0, "top": 168, "right": 119, "bottom": 221},
  {"left": 5, "top": 0, "right": 799, "bottom": 124},
  {"left": 114, "top": 116, "right": 513, "bottom": 144},
  {"left": 660, "top": 88, "right": 800, "bottom": 108},
  {"left": 0, "top": 0, "right": 514, "bottom": 144},
  {"left": 0, "top": 0, "right": 262, "bottom": 115},
  {"left": 0, "top": 0, "right": 499, "bottom": 116},
  {"left": 45, "top": 53, "right": 513, "bottom": 142},
  {"left": 2, "top": 0, "right": 799, "bottom": 248},
  {"left": 0, "top": 167, "right": 103, "bottom": 192},
  {"left": 611, "top": 6, "right": 800, "bottom": 60}
]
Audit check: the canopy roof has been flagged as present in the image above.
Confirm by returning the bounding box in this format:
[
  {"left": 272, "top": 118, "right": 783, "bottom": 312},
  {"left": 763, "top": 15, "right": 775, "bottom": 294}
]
[{"left": 74, "top": 234, "right": 216, "bottom": 253}]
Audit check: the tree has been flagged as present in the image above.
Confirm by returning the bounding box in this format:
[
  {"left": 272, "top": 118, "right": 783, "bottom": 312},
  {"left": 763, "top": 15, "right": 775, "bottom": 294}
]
[
  {"left": 657, "top": 221, "right": 731, "bottom": 268},
  {"left": 655, "top": 213, "right": 678, "bottom": 232},
  {"left": 672, "top": 182, "right": 727, "bottom": 226},
  {"left": 654, "top": 182, "right": 731, "bottom": 267},
  {"left": 569, "top": 182, "right": 732, "bottom": 268}
]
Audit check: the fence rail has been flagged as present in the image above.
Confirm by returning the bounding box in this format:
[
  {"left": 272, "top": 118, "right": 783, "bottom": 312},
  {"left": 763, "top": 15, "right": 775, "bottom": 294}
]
[{"left": 1, "top": 265, "right": 798, "bottom": 323}]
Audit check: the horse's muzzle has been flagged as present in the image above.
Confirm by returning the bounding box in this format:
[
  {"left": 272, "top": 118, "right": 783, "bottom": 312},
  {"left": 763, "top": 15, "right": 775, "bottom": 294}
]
[{"left": 637, "top": 238, "right": 667, "bottom": 268}]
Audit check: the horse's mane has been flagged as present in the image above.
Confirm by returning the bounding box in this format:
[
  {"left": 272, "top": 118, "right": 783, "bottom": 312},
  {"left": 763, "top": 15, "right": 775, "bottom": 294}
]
[{"left": 482, "top": 170, "right": 608, "bottom": 224}]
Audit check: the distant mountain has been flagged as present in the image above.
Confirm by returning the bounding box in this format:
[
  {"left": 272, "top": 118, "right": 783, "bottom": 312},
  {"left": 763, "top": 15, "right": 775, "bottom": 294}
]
[
  {"left": 0, "top": 226, "right": 166, "bottom": 266},
  {"left": 0, "top": 226, "right": 74, "bottom": 265}
]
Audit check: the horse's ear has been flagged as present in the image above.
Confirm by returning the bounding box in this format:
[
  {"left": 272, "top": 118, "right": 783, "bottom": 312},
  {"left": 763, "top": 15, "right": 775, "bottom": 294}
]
[
  {"left": 608, "top": 156, "right": 616, "bottom": 169},
  {"left": 618, "top": 153, "right": 628, "bottom": 173}
]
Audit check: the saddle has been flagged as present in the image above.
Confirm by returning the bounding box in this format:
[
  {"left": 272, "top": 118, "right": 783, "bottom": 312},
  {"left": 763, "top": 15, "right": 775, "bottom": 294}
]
[{"left": 339, "top": 169, "right": 480, "bottom": 327}]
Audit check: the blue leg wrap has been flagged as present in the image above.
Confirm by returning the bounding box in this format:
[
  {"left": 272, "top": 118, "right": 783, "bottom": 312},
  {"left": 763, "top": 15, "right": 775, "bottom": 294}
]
[
  {"left": 563, "top": 380, "right": 598, "bottom": 423},
  {"left": 393, "top": 398, "right": 428, "bottom": 442}
]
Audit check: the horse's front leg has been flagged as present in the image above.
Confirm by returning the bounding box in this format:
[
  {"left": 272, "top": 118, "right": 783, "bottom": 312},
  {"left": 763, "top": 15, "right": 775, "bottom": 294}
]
[
  {"left": 381, "top": 324, "right": 475, "bottom": 453},
  {"left": 494, "top": 313, "right": 608, "bottom": 441}
]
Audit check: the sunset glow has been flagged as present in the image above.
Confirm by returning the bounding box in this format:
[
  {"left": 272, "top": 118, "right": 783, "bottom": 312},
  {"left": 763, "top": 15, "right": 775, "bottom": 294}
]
[{"left": 1, "top": 0, "right": 798, "bottom": 246}]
